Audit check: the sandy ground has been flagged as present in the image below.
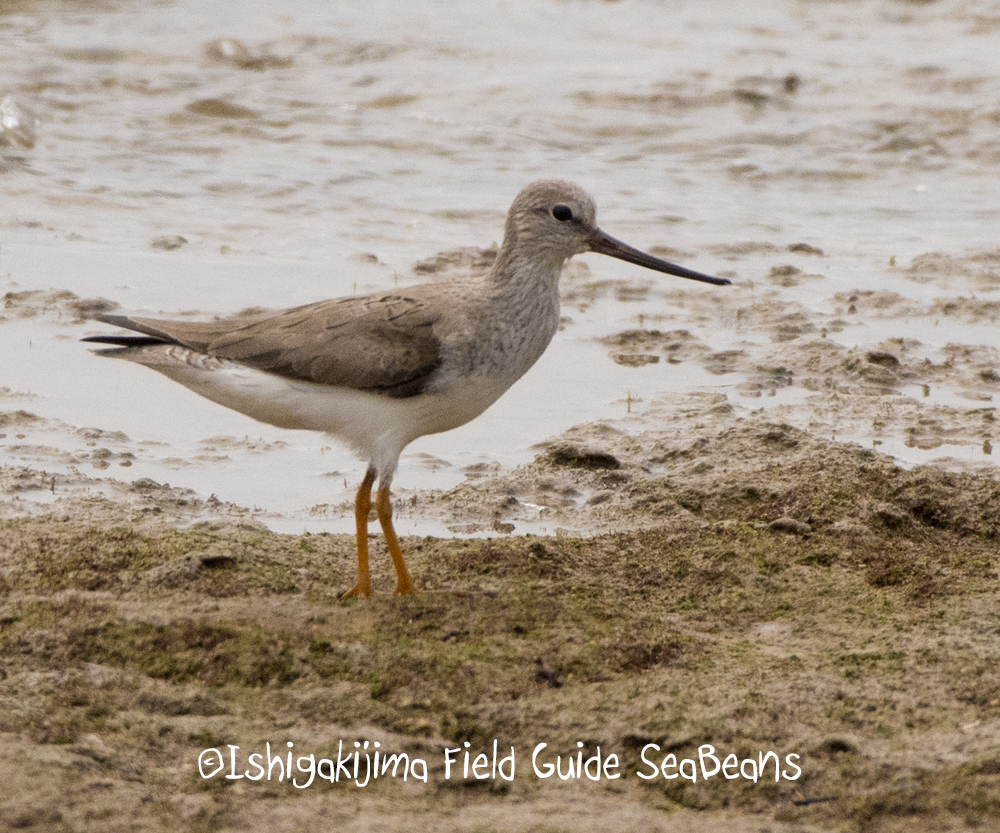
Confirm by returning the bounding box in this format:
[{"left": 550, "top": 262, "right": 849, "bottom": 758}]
[{"left": 3, "top": 280, "right": 1000, "bottom": 830}]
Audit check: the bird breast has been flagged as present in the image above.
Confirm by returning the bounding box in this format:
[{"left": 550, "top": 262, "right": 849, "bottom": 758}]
[{"left": 430, "top": 276, "right": 561, "bottom": 399}]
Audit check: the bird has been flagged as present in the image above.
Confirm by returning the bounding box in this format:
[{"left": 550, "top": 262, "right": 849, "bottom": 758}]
[{"left": 82, "top": 180, "right": 730, "bottom": 597}]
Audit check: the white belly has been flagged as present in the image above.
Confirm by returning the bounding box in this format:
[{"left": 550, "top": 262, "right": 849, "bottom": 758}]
[{"left": 125, "top": 344, "right": 510, "bottom": 476}]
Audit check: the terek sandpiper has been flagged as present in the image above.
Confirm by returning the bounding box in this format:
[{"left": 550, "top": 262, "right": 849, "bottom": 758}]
[{"left": 83, "top": 180, "right": 730, "bottom": 597}]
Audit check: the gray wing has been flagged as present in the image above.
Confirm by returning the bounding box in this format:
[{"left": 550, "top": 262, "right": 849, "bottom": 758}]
[{"left": 87, "top": 293, "right": 443, "bottom": 398}]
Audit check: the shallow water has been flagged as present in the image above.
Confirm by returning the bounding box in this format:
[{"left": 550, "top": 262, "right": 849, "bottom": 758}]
[{"left": 2, "top": 0, "right": 999, "bottom": 532}]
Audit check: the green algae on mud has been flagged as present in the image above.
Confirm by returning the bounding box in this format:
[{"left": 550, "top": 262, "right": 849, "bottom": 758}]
[{"left": 1, "top": 423, "right": 999, "bottom": 832}]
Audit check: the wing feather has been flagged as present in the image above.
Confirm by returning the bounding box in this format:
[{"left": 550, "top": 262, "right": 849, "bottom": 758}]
[{"left": 88, "top": 294, "right": 442, "bottom": 398}]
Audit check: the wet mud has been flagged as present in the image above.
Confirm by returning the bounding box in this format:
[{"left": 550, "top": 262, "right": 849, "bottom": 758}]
[
  {"left": 3, "top": 243, "right": 1000, "bottom": 833},
  {"left": 3, "top": 413, "right": 1000, "bottom": 832},
  {"left": 4, "top": 0, "right": 1000, "bottom": 830}
]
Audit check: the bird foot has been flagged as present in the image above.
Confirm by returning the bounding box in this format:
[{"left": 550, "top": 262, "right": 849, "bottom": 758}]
[{"left": 341, "top": 582, "right": 371, "bottom": 599}]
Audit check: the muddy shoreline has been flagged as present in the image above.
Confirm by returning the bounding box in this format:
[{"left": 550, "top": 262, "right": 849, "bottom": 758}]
[
  {"left": 3, "top": 242, "right": 1000, "bottom": 830},
  {"left": 2, "top": 409, "right": 999, "bottom": 831},
  {"left": 4, "top": 1, "right": 1000, "bottom": 824}
]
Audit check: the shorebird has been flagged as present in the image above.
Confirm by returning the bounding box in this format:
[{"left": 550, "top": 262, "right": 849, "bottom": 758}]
[{"left": 83, "top": 180, "right": 730, "bottom": 597}]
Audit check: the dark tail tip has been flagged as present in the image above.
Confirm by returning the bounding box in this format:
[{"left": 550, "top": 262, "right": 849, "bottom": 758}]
[{"left": 81, "top": 335, "right": 165, "bottom": 347}]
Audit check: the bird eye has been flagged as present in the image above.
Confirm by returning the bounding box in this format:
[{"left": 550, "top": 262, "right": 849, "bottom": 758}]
[{"left": 552, "top": 204, "right": 573, "bottom": 222}]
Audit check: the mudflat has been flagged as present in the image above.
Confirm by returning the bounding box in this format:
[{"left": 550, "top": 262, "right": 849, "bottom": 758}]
[{"left": 2, "top": 410, "right": 998, "bottom": 831}]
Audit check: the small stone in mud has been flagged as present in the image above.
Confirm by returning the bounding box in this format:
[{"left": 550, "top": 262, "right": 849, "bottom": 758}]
[
  {"left": 544, "top": 443, "right": 621, "bottom": 471},
  {"left": 788, "top": 242, "right": 824, "bottom": 255},
  {"left": 151, "top": 235, "right": 188, "bottom": 251},
  {"left": 769, "top": 517, "right": 812, "bottom": 535},
  {"left": 610, "top": 353, "right": 659, "bottom": 367},
  {"left": 865, "top": 350, "right": 900, "bottom": 367}
]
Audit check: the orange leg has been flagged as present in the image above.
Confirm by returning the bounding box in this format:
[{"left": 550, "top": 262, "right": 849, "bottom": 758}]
[
  {"left": 376, "top": 483, "right": 413, "bottom": 596},
  {"left": 342, "top": 469, "right": 376, "bottom": 598}
]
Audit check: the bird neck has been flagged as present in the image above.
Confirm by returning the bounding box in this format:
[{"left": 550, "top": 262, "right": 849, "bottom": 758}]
[{"left": 487, "top": 228, "right": 567, "bottom": 297}]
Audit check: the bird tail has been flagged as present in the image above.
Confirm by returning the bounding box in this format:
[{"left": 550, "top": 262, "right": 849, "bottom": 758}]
[{"left": 80, "top": 335, "right": 166, "bottom": 347}]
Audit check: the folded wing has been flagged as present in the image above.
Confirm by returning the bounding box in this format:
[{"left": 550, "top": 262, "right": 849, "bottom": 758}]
[{"left": 84, "top": 294, "right": 443, "bottom": 399}]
